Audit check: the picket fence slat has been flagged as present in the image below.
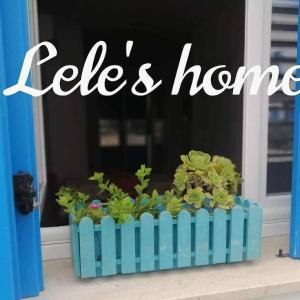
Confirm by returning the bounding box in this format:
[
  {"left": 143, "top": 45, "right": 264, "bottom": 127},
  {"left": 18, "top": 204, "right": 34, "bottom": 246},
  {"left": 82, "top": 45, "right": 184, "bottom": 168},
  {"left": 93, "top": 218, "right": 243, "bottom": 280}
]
[
  {"left": 79, "top": 217, "right": 96, "bottom": 278},
  {"left": 121, "top": 216, "right": 136, "bottom": 274},
  {"left": 245, "top": 201, "right": 263, "bottom": 260},
  {"left": 101, "top": 216, "right": 117, "bottom": 276},
  {"left": 70, "top": 221, "right": 81, "bottom": 277},
  {"left": 229, "top": 206, "right": 244, "bottom": 262},
  {"left": 159, "top": 211, "right": 173, "bottom": 270},
  {"left": 212, "top": 208, "right": 227, "bottom": 264},
  {"left": 177, "top": 210, "right": 191, "bottom": 268},
  {"left": 91, "top": 200, "right": 102, "bottom": 273},
  {"left": 140, "top": 213, "right": 155, "bottom": 271},
  {"left": 195, "top": 209, "right": 209, "bottom": 266}
]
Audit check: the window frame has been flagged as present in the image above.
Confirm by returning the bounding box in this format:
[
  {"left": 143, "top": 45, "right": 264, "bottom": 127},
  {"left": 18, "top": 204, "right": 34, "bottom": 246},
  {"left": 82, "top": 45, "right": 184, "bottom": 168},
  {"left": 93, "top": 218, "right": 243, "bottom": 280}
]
[
  {"left": 243, "top": 0, "right": 291, "bottom": 236},
  {"left": 28, "top": 0, "right": 47, "bottom": 212},
  {"left": 34, "top": 0, "right": 289, "bottom": 260}
]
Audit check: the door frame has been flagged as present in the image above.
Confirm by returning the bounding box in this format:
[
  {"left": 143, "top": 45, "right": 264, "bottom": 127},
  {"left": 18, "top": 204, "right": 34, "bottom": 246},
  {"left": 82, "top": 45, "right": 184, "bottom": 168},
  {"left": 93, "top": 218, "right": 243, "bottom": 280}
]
[{"left": 36, "top": 0, "right": 290, "bottom": 260}]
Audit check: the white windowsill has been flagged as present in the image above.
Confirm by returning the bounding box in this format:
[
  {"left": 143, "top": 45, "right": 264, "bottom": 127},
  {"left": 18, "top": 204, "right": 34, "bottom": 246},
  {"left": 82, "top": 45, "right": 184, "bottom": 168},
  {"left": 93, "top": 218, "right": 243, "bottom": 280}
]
[{"left": 32, "top": 235, "right": 300, "bottom": 300}]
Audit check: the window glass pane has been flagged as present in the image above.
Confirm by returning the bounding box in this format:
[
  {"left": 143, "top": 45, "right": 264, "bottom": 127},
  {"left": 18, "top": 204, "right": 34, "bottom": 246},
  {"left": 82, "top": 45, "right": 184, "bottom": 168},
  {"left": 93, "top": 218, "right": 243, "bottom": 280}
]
[
  {"left": 267, "top": 0, "right": 298, "bottom": 194},
  {"left": 38, "top": 1, "right": 245, "bottom": 227}
]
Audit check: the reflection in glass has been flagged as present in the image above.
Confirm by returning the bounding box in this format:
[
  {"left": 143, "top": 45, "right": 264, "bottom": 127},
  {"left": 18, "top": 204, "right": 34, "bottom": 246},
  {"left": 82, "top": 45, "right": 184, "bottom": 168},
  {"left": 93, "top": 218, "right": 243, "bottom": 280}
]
[
  {"left": 127, "top": 120, "right": 146, "bottom": 146},
  {"left": 99, "top": 119, "right": 120, "bottom": 147}
]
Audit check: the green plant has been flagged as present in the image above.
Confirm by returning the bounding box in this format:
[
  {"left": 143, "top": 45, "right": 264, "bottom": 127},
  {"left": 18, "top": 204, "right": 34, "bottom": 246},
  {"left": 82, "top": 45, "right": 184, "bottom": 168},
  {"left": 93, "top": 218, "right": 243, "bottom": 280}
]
[
  {"left": 209, "top": 189, "right": 234, "bottom": 210},
  {"left": 86, "top": 203, "right": 105, "bottom": 223},
  {"left": 134, "top": 164, "right": 151, "bottom": 201},
  {"left": 173, "top": 150, "right": 242, "bottom": 210},
  {"left": 89, "top": 172, "right": 129, "bottom": 201},
  {"left": 56, "top": 150, "right": 242, "bottom": 225},
  {"left": 212, "top": 155, "right": 242, "bottom": 194},
  {"left": 133, "top": 165, "right": 160, "bottom": 218},
  {"left": 162, "top": 190, "right": 183, "bottom": 216},
  {"left": 56, "top": 187, "right": 105, "bottom": 223},
  {"left": 89, "top": 172, "right": 134, "bottom": 223},
  {"left": 108, "top": 197, "right": 135, "bottom": 223},
  {"left": 88, "top": 168, "right": 160, "bottom": 222},
  {"left": 183, "top": 187, "right": 206, "bottom": 210}
]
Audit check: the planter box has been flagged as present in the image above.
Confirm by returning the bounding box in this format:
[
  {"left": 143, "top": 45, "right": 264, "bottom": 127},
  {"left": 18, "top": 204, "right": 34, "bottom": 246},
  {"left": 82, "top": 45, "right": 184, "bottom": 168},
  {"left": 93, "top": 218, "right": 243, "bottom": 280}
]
[{"left": 70, "top": 197, "right": 262, "bottom": 278}]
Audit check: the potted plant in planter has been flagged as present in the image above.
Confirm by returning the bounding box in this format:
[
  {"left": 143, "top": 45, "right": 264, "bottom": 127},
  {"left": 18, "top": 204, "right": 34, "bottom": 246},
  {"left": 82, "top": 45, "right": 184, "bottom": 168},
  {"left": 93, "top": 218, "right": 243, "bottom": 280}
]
[{"left": 57, "top": 150, "right": 262, "bottom": 278}]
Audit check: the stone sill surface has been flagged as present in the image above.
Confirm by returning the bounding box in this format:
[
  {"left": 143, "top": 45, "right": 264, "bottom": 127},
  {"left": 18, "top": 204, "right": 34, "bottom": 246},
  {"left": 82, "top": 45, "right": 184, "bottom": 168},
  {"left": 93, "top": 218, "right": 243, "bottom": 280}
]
[{"left": 30, "top": 235, "right": 300, "bottom": 300}]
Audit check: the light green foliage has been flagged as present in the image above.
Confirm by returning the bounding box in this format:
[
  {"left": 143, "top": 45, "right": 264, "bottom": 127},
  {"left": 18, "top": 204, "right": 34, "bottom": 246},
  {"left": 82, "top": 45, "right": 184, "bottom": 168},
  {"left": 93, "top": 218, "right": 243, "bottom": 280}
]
[
  {"left": 210, "top": 189, "right": 234, "bottom": 210},
  {"left": 56, "top": 150, "right": 242, "bottom": 224},
  {"left": 180, "top": 150, "right": 211, "bottom": 173},
  {"left": 183, "top": 187, "right": 206, "bottom": 210},
  {"left": 56, "top": 187, "right": 105, "bottom": 223},
  {"left": 173, "top": 168, "right": 188, "bottom": 192},
  {"left": 86, "top": 205, "right": 105, "bottom": 224},
  {"left": 89, "top": 172, "right": 132, "bottom": 223},
  {"left": 89, "top": 172, "right": 108, "bottom": 195},
  {"left": 174, "top": 150, "right": 242, "bottom": 210},
  {"left": 212, "top": 156, "right": 242, "bottom": 194},
  {"left": 108, "top": 197, "right": 135, "bottom": 224},
  {"left": 133, "top": 165, "right": 160, "bottom": 219},
  {"left": 134, "top": 164, "right": 151, "bottom": 200},
  {"left": 89, "top": 172, "right": 129, "bottom": 201},
  {"left": 163, "top": 190, "right": 183, "bottom": 216}
]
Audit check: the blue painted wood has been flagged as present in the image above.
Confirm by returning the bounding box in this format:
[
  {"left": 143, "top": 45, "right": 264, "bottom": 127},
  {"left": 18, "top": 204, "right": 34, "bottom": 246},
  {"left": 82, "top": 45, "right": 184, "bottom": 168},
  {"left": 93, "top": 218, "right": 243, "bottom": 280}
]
[
  {"left": 101, "top": 216, "right": 117, "bottom": 276},
  {"left": 121, "top": 216, "right": 136, "bottom": 274},
  {"left": 70, "top": 221, "right": 81, "bottom": 277},
  {"left": 140, "top": 213, "right": 155, "bottom": 271},
  {"left": 177, "top": 210, "right": 191, "bottom": 267},
  {"left": 159, "top": 211, "right": 173, "bottom": 270},
  {"left": 0, "top": 27, "right": 21, "bottom": 298},
  {"left": 74, "top": 200, "right": 261, "bottom": 278},
  {"left": 0, "top": 0, "right": 44, "bottom": 297},
  {"left": 229, "top": 206, "right": 244, "bottom": 262},
  {"left": 290, "top": 5, "right": 300, "bottom": 259},
  {"left": 195, "top": 209, "right": 209, "bottom": 265},
  {"left": 90, "top": 201, "right": 102, "bottom": 264},
  {"left": 79, "top": 217, "right": 96, "bottom": 278},
  {"left": 235, "top": 196, "right": 241, "bottom": 205},
  {"left": 246, "top": 202, "right": 263, "bottom": 260},
  {"left": 212, "top": 208, "right": 227, "bottom": 264}
]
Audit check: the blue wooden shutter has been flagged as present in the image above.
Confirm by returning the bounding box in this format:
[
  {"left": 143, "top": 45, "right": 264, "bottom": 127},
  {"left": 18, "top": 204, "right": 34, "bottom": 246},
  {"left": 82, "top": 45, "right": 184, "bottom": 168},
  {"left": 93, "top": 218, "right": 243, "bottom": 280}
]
[
  {"left": 0, "top": 0, "right": 44, "bottom": 298},
  {"left": 290, "top": 0, "right": 300, "bottom": 259}
]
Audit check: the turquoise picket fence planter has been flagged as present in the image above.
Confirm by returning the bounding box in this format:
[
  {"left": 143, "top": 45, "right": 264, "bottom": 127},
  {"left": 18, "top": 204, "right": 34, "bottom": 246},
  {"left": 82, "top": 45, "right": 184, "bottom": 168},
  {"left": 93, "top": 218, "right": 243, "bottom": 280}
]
[{"left": 70, "top": 197, "right": 262, "bottom": 278}]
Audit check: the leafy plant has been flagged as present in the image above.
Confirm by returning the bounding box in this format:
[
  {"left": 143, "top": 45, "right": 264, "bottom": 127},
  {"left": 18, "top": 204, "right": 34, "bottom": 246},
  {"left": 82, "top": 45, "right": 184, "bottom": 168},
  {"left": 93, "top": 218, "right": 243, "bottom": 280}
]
[
  {"left": 56, "top": 187, "right": 105, "bottom": 223},
  {"left": 108, "top": 197, "right": 135, "bottom": 223},
  {"left": 210, "top": 188, "right": 234, "bottom": 210},
  {"left": 133, "top": 165, "right": 160, "bottom": 218},
  {"left": 173, "top": 150, "right": 242, "bottom": 210},
  {"left": 134, "top": 165, "right": 151, "bottom": 201},
  {"left": 86, "top": 203, "right": 105, "bottom": 223},
  {"left": 162, "top": 190, "right": 183, "bottom": 216},
  {"left": 89, "top": 172, "right": 134, "bottom": 223},
  {"left": 56, "top": 150, "right": 242, "bottom": 224},
  {"left": 89, "top": 172, "right": 129, "bottom": 201},
  {"left": 88, "top": 172, "right": 108, "bottom": 195},
  {"left": 183, "top": 187, "right": 206, "bottom": 210}
]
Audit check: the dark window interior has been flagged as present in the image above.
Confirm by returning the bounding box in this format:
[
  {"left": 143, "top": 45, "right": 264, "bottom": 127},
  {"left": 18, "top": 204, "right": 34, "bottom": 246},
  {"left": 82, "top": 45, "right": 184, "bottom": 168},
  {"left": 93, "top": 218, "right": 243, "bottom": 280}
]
[{"left": 37, "top": 0, "right": 245, "bottom": 227}]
